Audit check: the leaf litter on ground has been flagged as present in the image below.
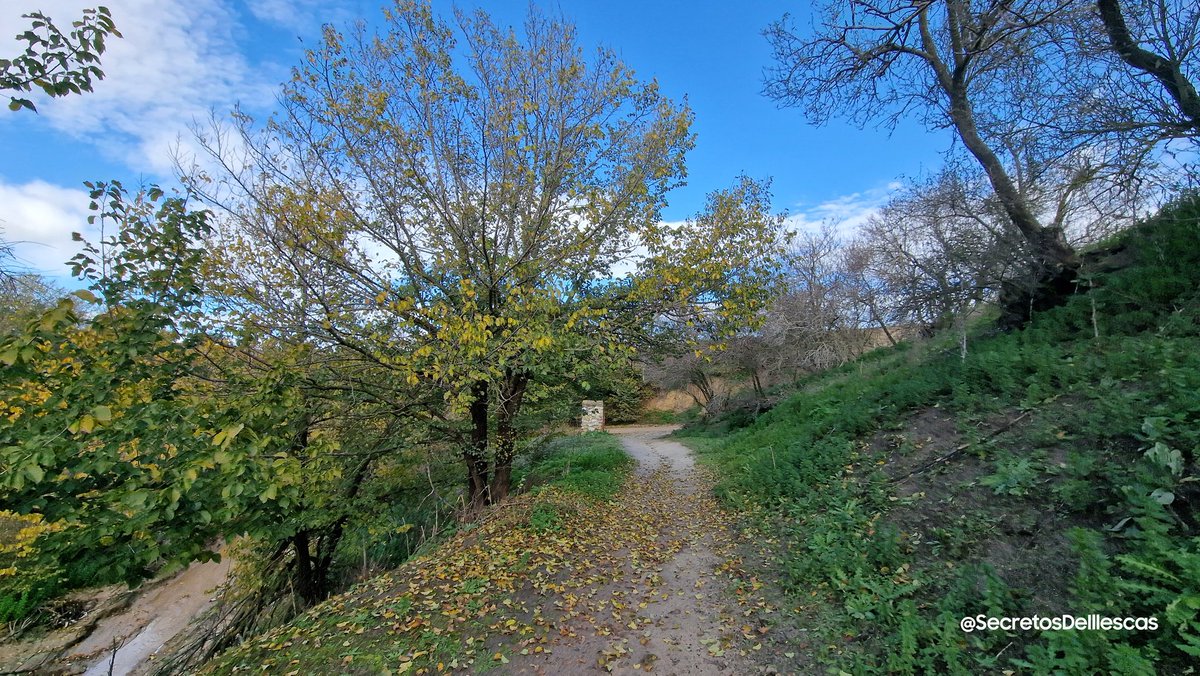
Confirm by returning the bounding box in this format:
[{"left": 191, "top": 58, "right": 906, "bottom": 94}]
[{"left": 205, "top": 459, "right": 784, "bottom": 675}]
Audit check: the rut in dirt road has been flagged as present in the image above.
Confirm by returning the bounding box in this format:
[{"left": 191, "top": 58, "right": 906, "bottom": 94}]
[{"left": 499, "top": 426, "right": 778, "bottom": 675}]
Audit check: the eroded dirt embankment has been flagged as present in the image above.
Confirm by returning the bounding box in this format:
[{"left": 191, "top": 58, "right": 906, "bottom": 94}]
[
  {"left": 1, "top": 554, "right": 230, "bottom": 675},
  {"left": 76, "top": 555, "right": 231, "bottom": 675}
]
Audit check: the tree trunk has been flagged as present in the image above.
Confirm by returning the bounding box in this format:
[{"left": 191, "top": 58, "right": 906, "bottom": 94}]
[
  {"left": 311, "top": 457, "right": 374, "bottom": 596},
  {"left": 292, "top": 531, "right": 321, "bottom": 604},
  {"left": 489, "top": 372, "right": 528, "bottom": 503},
  {"left": 947, "top": 95, "right": 1079, "bottom": 267},
  {"left": 944, "top": 86, "right": 1080, "bottom": 328},
  {"left": 921, "top": 1, "right": 1080, "bottom": 327},
  {"left": 288, "top": 419, "right": 325, "bottom": 605},
  {"left": 691, "top": 368, "right": 715, "bottom": 413},
  {"left": 466, "top": 381, "right": 490, "bottom": 511}
]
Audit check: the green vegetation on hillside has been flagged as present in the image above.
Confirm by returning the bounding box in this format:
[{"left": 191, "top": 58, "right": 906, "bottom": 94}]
[{"left": 681, "top": 198, "right": 1200, "bottom": 674}]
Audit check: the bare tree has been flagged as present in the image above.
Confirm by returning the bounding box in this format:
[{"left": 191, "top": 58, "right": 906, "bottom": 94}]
[
  {"left": 642, "top": 350, "right": 720, "bottom": 414},
  {"left": 857, "top": 169, "right": 1032, "bottom": 356},
  {"left": 761, "top": 225, "right": 877, "bottom": 375},
  {"left": 721, "top": 334, "right": 771, "bottom": 401},
  {"left": 1095, "top": 0, "right": 1200, "bottom": 140},
  {"left": 842, "top": 239, "right": 905, "bottom": 346},
  {"left": 765, "top": 0, "right": 1083, "bottom": 324},
  {"left": 1029, "top": 0, "right": 1200, "bottom": 190}
]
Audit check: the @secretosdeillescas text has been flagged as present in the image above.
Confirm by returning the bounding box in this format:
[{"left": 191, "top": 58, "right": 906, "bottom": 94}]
[{"left": 960, "top": 615, "right": 1159, "bottom": 633}]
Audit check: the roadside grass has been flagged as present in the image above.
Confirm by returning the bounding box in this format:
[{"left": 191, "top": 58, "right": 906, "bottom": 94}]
[
  {"left": 680, "top": 197, "right": 1200, "bottom": 673},
  {"left": 635, "top": 407, "right": 701, "bottom": 425},
  {"left": 516, "top": 432, "right": 633, "bottom": 501}
]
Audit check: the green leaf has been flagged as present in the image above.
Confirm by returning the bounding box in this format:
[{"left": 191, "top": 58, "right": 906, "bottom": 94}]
[
  {"left": 93, "top": 405, "right": 112, "bottom": 422},
  {"left": 123, "top": 490, "right": 150, "bottom": 509},
  {"left": 25, "top": 464, "right": 45, "bottom": 484},
  {"left": 212, "top": 423, "right": 244, "bottom": 448},
  {"left": 76, "top": 414, "right": 96, "bottom": 433},
  {"left": 1145, "top": 442, "right": 1184, "bottom": 476},
  {"left": 1151, "top": 488, "right": 1175, "bottom": 505},
  {"left": 73, "top": 289, "right": 100, "bottom": 303},
  {"left": 8, "top": 98, "right": 37, "bottom": 112}
]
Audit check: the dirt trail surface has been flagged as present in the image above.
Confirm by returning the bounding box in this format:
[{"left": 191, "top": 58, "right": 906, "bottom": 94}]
[
  {"left": 499, "top": 425, "right": 777, "bottom": 675},
  {"left": 211, "top": 427, "right": 795, "bottom": 675},
  {"left": 0, "top": 556, "right": 231, "bottom": 676}
]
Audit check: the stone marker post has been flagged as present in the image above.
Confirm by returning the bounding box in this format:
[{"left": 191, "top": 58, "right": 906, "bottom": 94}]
[{"left": 581, "top": 400, "right": 605, "bottom": 432}]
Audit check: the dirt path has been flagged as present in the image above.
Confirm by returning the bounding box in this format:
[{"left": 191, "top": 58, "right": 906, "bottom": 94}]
[{"left": 501, "top": 426, "right": 773, "bottom": 675}]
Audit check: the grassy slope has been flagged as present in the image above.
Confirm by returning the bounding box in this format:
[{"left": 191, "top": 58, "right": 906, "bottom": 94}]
[
  {"left": 205, "top": 432, "right": 631, "bottom": 674},
  {"left": 680, "top": 198, "right": 1200, "bottom": 674}
]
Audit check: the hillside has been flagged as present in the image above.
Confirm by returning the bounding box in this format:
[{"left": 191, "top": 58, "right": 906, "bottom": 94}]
[{"left": 679, "top": 197, "right": 1200, "bottom": 673}]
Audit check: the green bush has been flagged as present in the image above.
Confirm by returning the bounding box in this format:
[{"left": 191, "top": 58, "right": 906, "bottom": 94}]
[{"left": 0, "top": 511, "right": 64, "bottom": 623}]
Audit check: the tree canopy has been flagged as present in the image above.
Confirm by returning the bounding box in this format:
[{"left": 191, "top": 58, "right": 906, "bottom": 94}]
[
  {"left": 763, "top": 0, "right": 1102, "bottom": 324},
  {"left": 191, "top": 1, "right": 782, "bottom": 507}
]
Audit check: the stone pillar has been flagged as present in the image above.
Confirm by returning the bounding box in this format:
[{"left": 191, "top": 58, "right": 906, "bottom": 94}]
[{"left": 581, "top": 400, "right": 605, "bottom": 432}]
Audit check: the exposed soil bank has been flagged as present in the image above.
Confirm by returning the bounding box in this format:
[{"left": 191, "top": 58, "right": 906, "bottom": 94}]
[{"left": 70, "top": 555, "right": 231, "bottom": 675}]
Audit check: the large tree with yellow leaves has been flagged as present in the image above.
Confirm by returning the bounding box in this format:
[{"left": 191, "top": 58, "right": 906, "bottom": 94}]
[{"left": 192, "top": 1, "right": 782, "bottom": 509}]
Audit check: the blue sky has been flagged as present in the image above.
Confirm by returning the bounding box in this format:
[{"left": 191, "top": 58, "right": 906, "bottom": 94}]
[{"left": 0, "top": 0, "right": 953, "bottom": 283}]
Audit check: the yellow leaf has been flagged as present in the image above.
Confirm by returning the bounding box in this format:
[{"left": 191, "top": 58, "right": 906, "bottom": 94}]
[{"left": 72, "top": 289, "right": 100, "bottom": 303}]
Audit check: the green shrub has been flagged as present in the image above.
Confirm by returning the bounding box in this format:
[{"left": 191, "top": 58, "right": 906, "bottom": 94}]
[
  {"left": 528, "top": 503, "right": 565, "bottom": 532},
  {"left": 980, "top": 455, "right": 1042, "bottom": 496},
  {"left": 0, "top": 511, "right": 64, "bottom": 623},
  {"left": 517, "top": 432, "right": 632, "bottom": 501}
]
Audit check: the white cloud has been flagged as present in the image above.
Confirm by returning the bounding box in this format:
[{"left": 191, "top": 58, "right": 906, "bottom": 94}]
[
  {"left": 0, "top": 0, "right": 291, "bottom": 175},
  {"left": 610, "top": 184, "right": 900, "bottom": 278},
  {"left": 784, "top": 182, "right": 900, "bottom": 239},
  {"left": 246, "top": 0, "right": 354, "bottom": 32},
  {"left": 0, "top": 179, "right": 94, "bottom": 279}
]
